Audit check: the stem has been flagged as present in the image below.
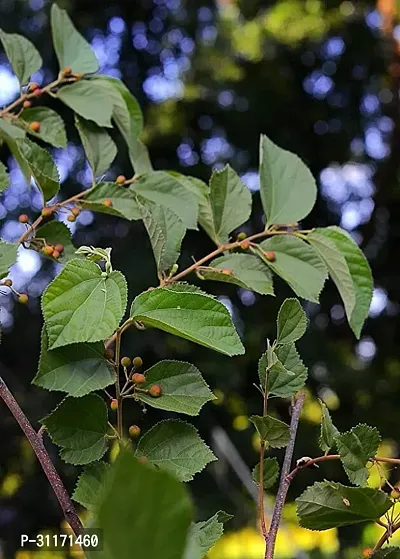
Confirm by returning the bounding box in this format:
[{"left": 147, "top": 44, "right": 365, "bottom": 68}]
[
  {"left": 114, "top": 329, "right": 123, "bottom": 438},
  {"left": 0, "top": 376, "right": 83, "bottom": 537},
  {"left": 105, "top": 318, "right": 134, "bottom": 350},
  {"left": 259, "top": 369, "right": 270, "bottom": 539},
  {"left": 265, "top": 393, "right": 305, "bottom": 559}
]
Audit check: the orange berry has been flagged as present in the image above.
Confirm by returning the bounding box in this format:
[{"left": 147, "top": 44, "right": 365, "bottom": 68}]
[
  {"left": 131, "top": 373, "right": 146, "bottom": 385},
  {"left": 67, "top": 215, "right": 76, "bottom": 222},
  {"left": 63, "top": 66, "right": 72, "bottom": 76},
  {"left": 132, "top": 356, "right": 143, "bottom": 368},
  {"left": 240, "top": 239, "right": 250, "bottom": 250},
  {"left": 362, "top": 548, "right": 372, "bottom": 558},
  {"left": 103, "top": 199, "right": 113, "bottom": 207},
  {"left": 41, "top": 207, "right": 53, "bottom": 218},
  {"left": 149, "top": 385, "right": 162, "bottom": 398},
  {"left": 3, "top": 279, "right": 12, "bottom": 287},
  {"left": 104, "top": 348, "right": 114, "bottom": 360},
  {"left": 110, "top": 399, "right": 118, "bottom": 411},
  {"left": 264, "top": 251, "right": 276, "bottom": 262},
  {"left": 71, "top": 207, "right": 80, "bottom": 217},
  {"left": 18, "top": 214, "right": 29, "bottom": 224},
  {"left": 137, "top": 456, "right": 148, "bottom": 464},
  {"left": 115, "top": 175, "right": 126, "bottom": 185},
  {"left": 222, "top": 268, "right": 233, "bottom": 276},
  {"left": 54, "top": 244, "right": 64, "bottom": 254},
  {"left": 29, "top": 121, "right": 40, "bottom": 133},
  {"left": 28, "top": 83, "right": 39, "bottom": 91},
  {"left": 33, "top": 88, "right": 42, "bottom": 97},
  {"left": 120, "top": 356, "right": 131, "bottom": 368},
  {"left": 128, "top": 425, "right": 141, "bottom": 438},
  {"left": 18, "top": 294, "right": 29, "bottom": 304},
  {"left": 42, "top": 246, "right": 54, "bottom": 257},
  {"left": 23, "top": 100, "right": 32, "bottom": 109},
  {"left": 52, "top": 250, "right": 60, "bottom": 259}
]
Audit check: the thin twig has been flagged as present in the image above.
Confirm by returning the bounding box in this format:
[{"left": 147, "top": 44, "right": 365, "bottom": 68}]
[
  {"left": 0, "top": 376, "right": 83, "bottom": 537},
  {"left": 114, "top": 329, "right": 123, "bottom": 438}
]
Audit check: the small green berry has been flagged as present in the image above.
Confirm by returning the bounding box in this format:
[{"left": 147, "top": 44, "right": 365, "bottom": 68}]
[
  {"left": 237, "top": 232, "right": 247, "bottom": 241},
  {"left": 18, "top": 294, "right": 29, "bottom": 304},
  {"left": 132, "top": 356, "right": 143, "bottom": 368},
  {"left": 121, "top": 356, "right": 131, "bottom": 368}
]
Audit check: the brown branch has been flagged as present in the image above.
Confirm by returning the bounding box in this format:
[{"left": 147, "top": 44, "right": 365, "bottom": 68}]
[
  {"left": 265, "top": 393, "right": 305, "bottom": 559},
  {"left": 0, "top": 376, "right": 83, "bottom": 537},
  {"left": 114, "top": 329, "right": 123, "bottom": 438}
]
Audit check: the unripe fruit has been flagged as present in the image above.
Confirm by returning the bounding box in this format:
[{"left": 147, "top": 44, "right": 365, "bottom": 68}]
[
  {"left": 120, "top": 356, "right": 131, "bottom": 368},
  {"left": 131, "top": 372, "right": 145, "bottom": 385},
  {"left": 63, "top": 66, "right": 72, "bottom": 75},
  {"left": 3, "top": 279, "right": 12, "bottom": 287},
  {"left": 19, "top": 214, "right": 29, "bottom": 224},
  {"left": 149, "top": 384, "right": 162, "bottom": 398},
  {"left": 41, "top": 207, "right": 53, "bottom": 218},
  {"left": 42, "top": 246, "right": 54, "bottom": 257},
  {"left": 222, "top": 268, "right": 233, "bottom": 275},
  {"left": 391, "top": 487, "right": 400, "bottom": 499},
  {"left": 110, "top": 399, "right": 118, "bottom": 411},
  {"left": 128, "top": 425, "right": 141, "bottom": 438},
  {"left": 54, "top": 244, "right": 64, "bottom": 254},
  {"left": 52, "top": 250, "right": 61, "bottom": 259},
  {"left": 18, "top": 294, "right": 29, "bottom": 304},
  {"left": 29, "top": 121, "right": 40, "bottom": 132},
  {"left": 237, "top": 232, "right": 247, "bottom": 241},
  {"left": 67, "top": 214, "right": 76, "bottom": 222},
  {"left": 240, "top": 239, "right": 250, "bottom": 250},
  {"left": 71, "top": 207, "right": 80, "bottom": 217},
  {"left": 29, "top": 82, "right": 39, "bottom": 91},
  {"left": 132, "top": 356, "right": 143, "bottom": 368},
  {"left": 264, "top": 251, "right": 276, "bottom": 262},
  {"left": 103, "top": 199, "right": 113, "bottom": 207},
  {"left": 116, "top": 175, "right": 126, "bottom": 185},
  {"left": 23, "top": 100, "right": 32, "bottom": 109},
  {"left": 104, "top": 348, "right": 114, "bottom": 360},
  {"left": 33, "top": 88, "right": 42, "bottom": 97},
  {"left": 362, "top": 548, "right": 372, "bottom": 558}
]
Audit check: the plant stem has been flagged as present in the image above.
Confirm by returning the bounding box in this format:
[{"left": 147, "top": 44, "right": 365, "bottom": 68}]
[
  {"left": 265, "top": 393, "right": 305, "bottom": 559},
  {"left": 114, "top": 329, "right": 123, "bottom": 438},
  {"left": 0, "top": 376, "right": 83, "bottom": 537},
  {"left": 259, "top": 369, "right": 270, "bottom": 539}
]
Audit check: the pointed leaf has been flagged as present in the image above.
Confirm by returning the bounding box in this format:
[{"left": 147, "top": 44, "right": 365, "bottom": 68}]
[
  {"left": 0, "top": 29, "right": 42, "bottom": 85},
  {"left": 136, "top": 360, "right": 216, "bottom": 416},
  {"left": 34, "top": 221, "right": 77, "bottom": 263},
  {"left": 258, "top": 236, "right": 328, "bottom": 303},
  {"left": 252, "top": 457, "right": 279, "bottom": 488},
  {"left": 17, "top": 139, "right": 59, "bottom": 201},
  {"left": 57, "top": 81, "right": 115, "bottom": 128},
  {"left": 0, "top": 161, "right": 9, "bottom": 193},
  {"left": 249, "top": 415, "right": 290, "bottom": 448},
  {"left": 21, "top": 107, "right": 67, "bottom": 148},
  {"left": 130, "top": 286, "right": 244, "bottom": 356},
  {"left": 0, "top": 120, "right": 30, "bottom": 182},
  {"left": 0, "top": 240, "right": 18, "bottom": 279},
  {"left": 72, "top": 461, "right": 111, "bottom": 512},
  {"left": 259, "top": 135, "right": 317, "bottom": 226},
  {"left": 296, "top": 481, "right": 392, "bottom": 530},
  {"left": 277, "top": 298, "right": 307, "bottom": 344},
  {"left": 40, "top": 394, "right": 108, "bottom": 465},
  {"left": 42, "top": 259, "right": 127, "bottom": 349},
  {"left": 83, "top": 182, "right": 141, "bottom": 220},
  {"left": 75, "top": 116, "right": 117, "bottom": 177},
  {"left": 135, "top": 420, "right": 216, "bottom": 482},
  {"left": 263, "top": 342, "right": 307, "bottom": 397},
  {"left": 50, "top": 4, "right": 99, "bottom": 74},
  {"left": 184, "top": 511, "right": 232, "bottom": 559},
  {"left": 34, "top": 328, "right": 114, "bottom": 397},
  {"left": 319, "top": 400, "right": 339, "bottom": 453},
  {"left": 336, "top": 424, "right": 381, "bottom": 486},
  {"left": 198, "top": 253, "right": 274, "bottom": 295}
]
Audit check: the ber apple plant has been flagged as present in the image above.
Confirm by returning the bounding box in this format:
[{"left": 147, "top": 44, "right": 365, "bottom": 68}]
[{"left": 0, "top": 4, "right": 397, "bottom": 559}]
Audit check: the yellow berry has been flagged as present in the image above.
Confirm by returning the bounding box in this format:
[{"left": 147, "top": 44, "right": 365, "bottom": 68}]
[
  {"left": 67, "top": 215, "right": 76, "bottom": 223},
  {"left": 116, "top": 175, "right": 126, "bottom": 185},
  {"left": 41, "top": 207, "right": 53, "bottom": 218},
  {"left": 18, "top": 294, "right": 29, "bottom": 304},
  {"left": 128, "top": 425, "right": 141, "bottom": 438}
]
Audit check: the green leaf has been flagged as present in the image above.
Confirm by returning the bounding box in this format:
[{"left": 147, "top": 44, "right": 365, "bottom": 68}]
[
  {"left": 93, "top": 450, "right": 192, "bottom": 559},
  {"left": 136, "top": 360, "right": 216, "bottom": 416},
  {"left": 137, "top": 196, "right": 185, "bottom": 273},
  {"left": 198, "top": 253, "right": 274, "bottom": 295},
  {"left": 336, "top": 424, "right": 381, "bottom": 486},
  {"left": 252, "top": 457, "right": 279, "bottom": 488},
  {"left": 308, "top": 230, "right": 356, "bottom": 330},
  {"left": 0, "top": 29, "right": 42, "bottom": 85},
  {"left": 57, "top": 81, "right": 115, "bottom": 128},
  {"left": 259, "top": 135, "right": 317, "bottom": 226},
  {"left": 42, "top": 259, "right": 127, "bottom": 350},
  {"left": 135, "top": 420, "right": 216, "bottom": 482},
  {"left": 184, "top": 511, "right": 232, "bottom": 559},
  {"left": 34, "top": 222, "right": 77, "bottom": 263},
  {"left": 276, "top": 298, "right": 307, "bottom": 344},
  {"left": 50, "top": 4, "right": 99, "bottom": 74},
  {"left": 34, "top": 328, "right": 114, "bottom": 397},
  {"left": 319, "top": 400, "right": 339, "bottom": 453},
  {"left": 17, "top": 139, "right": 59, "bottom": 202},
  {"left": 75, "top": 116, "right": 117, "bottom": 178},
  {"left": 0, "top": 161, "right": 9, "bottom": 193},
  {"left": 41, "top": 394, "right": 108, "bottom": 465},
  {"left": 72, "top": 461, "right": 111, "bottom": 512},
  {"left": 296, "top": 481, "right": 392, "bottom": 530},
  {"left": 0, "top": 117, "right": 26, "bottom": 140},
  {"left": 373, "top": 549, "right": 400, "bottom": 558},
  {"left": 130, "top": 286, "right": 244, "bottom": 356},
  {"left": 0, "top": 120, "right": 30, "bottom": 182},
  {"left": 21, "top": 107, "right": 67, "bottom": 148},
  {"left": 83, "top": 182, "right": 141, "bottom": 220},
  {"left": 249, "top": 415, "right": 290, "bottom": 448},
  {"left": 129, "top": 138, "right": 153, "bottom": 175},
  {"left": 258, "top": 345, "right": 307, "bottom": 399},
  {"left": 0, "top": 240, "right": 18, "bottom": 279},
  {"left": 258, "top": 236, "right": 328, "bottom": 303},
  {"left": 206, "top": 165, "right": 252, "bottom": 244},
  {"left": 313, "top": 226, "right": 373, "bottom": 338}
]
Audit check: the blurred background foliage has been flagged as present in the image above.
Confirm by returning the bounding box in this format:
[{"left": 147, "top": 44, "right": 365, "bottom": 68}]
[{"left": 1, "top": 0, "right": 400, "bottom": 557}]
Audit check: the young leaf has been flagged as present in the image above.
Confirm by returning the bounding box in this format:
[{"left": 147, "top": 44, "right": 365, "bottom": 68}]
[
  {"left": 93, "top": 451, "right": 192, "bottom": 559},
  {"left": 34, "top": 222, "right": 77, "bottom": 263},
  {"left": 0, "top": 29, "right": 42, "bottom": 85},
  {"left": 41, "top": 394, "right": 108, "bottom": 465},
  {"left": 50, "top": 4, "right": 99, "bottom": 74},
  {"left": 136, "top": 360, "right": 216, "bottom": 416},
  {"left": 319, "top": 400, "right": 339, "bottom": 453},
  {"left": 72, "top": 461, "right": 111, "bottom": 512},
  {"left": 135, "top": 420, "right": 216, "bottom": 482},
  {"left": 57, "top": 81, "right": 115, "bottom": 128},
  {"left": 313, "top": 226, "right": 373, "bottom": 338},
  {"left": 249, "top": 415, "right": 290, "bottom": 448},
  {"left": 276, "top": 298, "right": 307, "bottom": 344},
  {"left": 0, "top": 240, "right": 18, "bottom": 279},
  {"left": 0, "top": 161, "right": 9, "bottom": 193},
  {"left": 34, "top": 328, "right": 114, "bottom": 397},
  {"left": 258, "top": 347, "right": 307, "bottom": 399},
  {"left": 130, "top": 286, "right": 244, "bottom": 356},
  {"left": 258, "top": 236, "right": 328, "bottom": 303},
  {"left": 252, "top": 457, "right": 279, "bottom": 488},
  {"left": 198, "top": 253, "right": 274, "bottom": 295},
  {"left": 17, "top": 139, "right": 59, "bottom": 202},
  {"left": 83, "top": 182, "right": 141, "bottom": 220},
  {"left": 259, "top": 135, "right": 317, "bottom": 226},
  {"left": 207, "top": 164, "right": 252, "bottom": 244},
  {"left": 75, "top": 116, "right": 117, "bottom": 177},
  {"left": 296, "top": 481, "right": 392, "bottom": 530},
  {"left": 336, "top": 424, "right": 381, "bottom": 486},
  {"left": 21, "top": 107, "right": 67, "bottom": 148},
  {"left": 42, "top": 259, "right": 127, "bottom": 350},
  {"left": 137, "top": 196, "right": 185, "bottom": 274},
  {"left": 184, "top": 511, "right": 232, "bottom": 559}
]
